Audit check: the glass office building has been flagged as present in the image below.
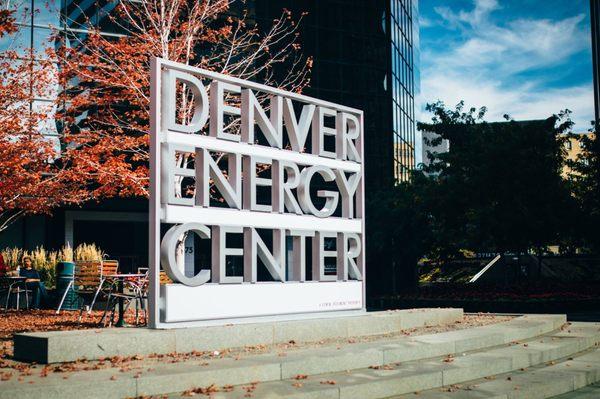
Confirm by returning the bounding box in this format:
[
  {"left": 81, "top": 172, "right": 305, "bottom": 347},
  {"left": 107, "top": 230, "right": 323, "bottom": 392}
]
[
  {"left": 390, "top": 0, "right": 419, "bottom": 182},
  {"left": 0, "top": 1, "right": 123, "bottom": 150},
  {"left": 253, "top": 0, "right": 420, "bottom": 295},
  {"left": 254, "top": 0, "right": 420, "bottom": 186},
  {"left": 0, "top": 1, "right": 60, "bottom": 148}
]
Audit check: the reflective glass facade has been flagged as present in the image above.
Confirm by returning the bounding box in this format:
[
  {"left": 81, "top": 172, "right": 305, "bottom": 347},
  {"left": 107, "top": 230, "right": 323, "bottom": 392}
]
[
  {"left": 1, "top": 1, "right": 121, "bottom": 145},
  {"left": 389, "top": 0, "right": 419, "bottom": 182},
  {"left": 253, "top": 0, "right": 420, "bottom": 296},
  {"left": 255, "top": 0, "right": 416, "bottom": 190},
  {"left": 0, "top": 1, "right": 63, "bottom": 143}
]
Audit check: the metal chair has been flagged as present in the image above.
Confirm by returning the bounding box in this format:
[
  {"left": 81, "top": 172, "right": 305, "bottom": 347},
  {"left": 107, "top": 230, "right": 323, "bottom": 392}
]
[
  {"left": 55, "top": 279, "right": 74, "bottom": 314},
  {"left": 57, "top": 260, "right": 119, "bottom": 315},
  {"left": 0, "top": 277, "right": 31, "bottom": 311},
  {"left": 101, "top": 271, "right": 149, "bottom": 326}
]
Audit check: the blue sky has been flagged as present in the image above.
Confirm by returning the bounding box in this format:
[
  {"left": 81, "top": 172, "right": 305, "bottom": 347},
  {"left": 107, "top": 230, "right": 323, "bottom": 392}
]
[{"left": 418, "top": 0, "right": 594, "bottom": 131}]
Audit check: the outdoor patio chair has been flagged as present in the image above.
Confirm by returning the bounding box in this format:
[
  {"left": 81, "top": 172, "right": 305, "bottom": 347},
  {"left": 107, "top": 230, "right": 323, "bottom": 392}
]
[
  {"left": 0, "top": 276, "right": 31, "bottom": 311},
  {"left": 100, "top": 270, "right": 149, "bottom": 327},
  {"left": 89, "top": 259, "right": 118, "bottom": 311},
  {"left": 72, "top": 260, "right": 119, "bottom": 321}
]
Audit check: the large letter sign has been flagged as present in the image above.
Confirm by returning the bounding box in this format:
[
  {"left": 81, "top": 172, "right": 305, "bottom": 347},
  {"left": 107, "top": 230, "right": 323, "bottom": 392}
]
[{"left": 149, "top": 58, "right": 365, "bottom": 328}]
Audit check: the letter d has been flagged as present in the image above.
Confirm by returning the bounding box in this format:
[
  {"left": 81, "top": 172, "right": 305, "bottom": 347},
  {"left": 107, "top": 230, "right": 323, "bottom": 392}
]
[{"left": 162, "top": 69, "right": 209, "bottom": 134}]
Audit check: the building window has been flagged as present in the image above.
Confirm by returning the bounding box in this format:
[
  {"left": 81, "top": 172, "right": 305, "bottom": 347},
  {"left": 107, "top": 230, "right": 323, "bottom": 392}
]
[
  {"left": 390, "top": 0, "right": 417, "bottom": 182},
  {"left": 565, "top": 141, "right": 572, "bottom": 150}
]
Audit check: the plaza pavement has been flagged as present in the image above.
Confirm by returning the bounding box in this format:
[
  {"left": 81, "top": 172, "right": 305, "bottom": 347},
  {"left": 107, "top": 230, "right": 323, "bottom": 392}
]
[{"left": 2, "top": 310, "right": 600, "bottom": 398}]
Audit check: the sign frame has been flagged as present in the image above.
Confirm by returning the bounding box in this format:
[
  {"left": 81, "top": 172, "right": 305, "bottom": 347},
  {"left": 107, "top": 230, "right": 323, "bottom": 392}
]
[{"left": 148, "top": 57, "right": 366, "bottom": 329}]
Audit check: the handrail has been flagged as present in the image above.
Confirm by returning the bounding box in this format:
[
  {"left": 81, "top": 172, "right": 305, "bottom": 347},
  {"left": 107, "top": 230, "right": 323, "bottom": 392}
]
[{"left": 469, "top": 254, "right": 502, "bottom": 283}]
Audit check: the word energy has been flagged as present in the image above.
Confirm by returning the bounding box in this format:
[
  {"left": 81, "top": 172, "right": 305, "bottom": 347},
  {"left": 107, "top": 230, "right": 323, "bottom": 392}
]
[{"left": 149, "top": 58, "right": 365, "bottom": 327}]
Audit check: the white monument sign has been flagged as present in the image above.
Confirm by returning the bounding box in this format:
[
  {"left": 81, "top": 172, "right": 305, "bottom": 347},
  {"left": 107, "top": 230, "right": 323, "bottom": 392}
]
[{"left": 149, "top": 57, "right": 365, "bottom": 328}]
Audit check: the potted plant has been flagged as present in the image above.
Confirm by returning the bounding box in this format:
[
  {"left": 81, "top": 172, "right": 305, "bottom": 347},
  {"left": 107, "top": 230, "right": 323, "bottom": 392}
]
[{"left": 54, "top": 244, "right": 78, "bottom": 310}]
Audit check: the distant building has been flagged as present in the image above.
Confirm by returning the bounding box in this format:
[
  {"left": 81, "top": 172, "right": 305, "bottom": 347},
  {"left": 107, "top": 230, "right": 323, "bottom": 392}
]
[
  {"left": 394, "top": 140, "right": 420, "bottom": 181},
  {"left": 420, "top": 131, "right": 450, "bottom": 171},
  {"left": 562, "top": 133, "right": 596, "bottom": 177},
  {"left": 420, "top": 124, "right": 591, "bottom": 179},
  {"left": 254, "top": 0, "right": 420, "bottom": 296},
  {"left": 389, "top": 0, "right": 420, "bottom": 182},
  {"left": 419, "top": 120, "right": 566, "bottom": 176}
]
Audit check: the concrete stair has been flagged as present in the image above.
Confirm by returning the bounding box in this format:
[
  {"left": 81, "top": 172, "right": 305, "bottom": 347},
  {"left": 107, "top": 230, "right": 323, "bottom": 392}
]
[
  {"left": 2, "top": 314, "right": 600, "bottom": 399},
  {"left": 14, "top": 308, "right": 463, "bottom": 363},
  {"left": 202, "top": 318, "right": 600, "bottom": 399},
  {"left": 397, "top": 348, "right": 600, "bottom": 399},
  {"left": 552, "top": 383, "right": 600, "bottom": 399}
]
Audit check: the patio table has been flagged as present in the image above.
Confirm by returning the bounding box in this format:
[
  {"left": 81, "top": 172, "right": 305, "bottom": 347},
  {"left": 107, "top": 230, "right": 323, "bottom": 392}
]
[
  {"left": 6, "top": 276, "right": 27, "bottom": 282},
  {"left": 104, "top": 273, "right": 146, "bottom": 327},
  {"left": 2, "top": 276, "right": 28, "bottom": 310}
]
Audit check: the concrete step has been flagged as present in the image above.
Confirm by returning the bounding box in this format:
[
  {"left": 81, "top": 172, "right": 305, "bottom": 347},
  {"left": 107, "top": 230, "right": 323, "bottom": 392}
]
[
  {"left": 551, "top": 382, "right": 600, "bottom": 399},
  {"left": 397, "top": 345, "right": 600, "bottom": 398},
  {"left": 14, "top": 308, "right": 463, "bottom": 363},
  {"left": 191, "top": 321, "right": 600, "bottom": 399},
  {"left": 0, "top": 315, "right": 575, "bottom": 399}
]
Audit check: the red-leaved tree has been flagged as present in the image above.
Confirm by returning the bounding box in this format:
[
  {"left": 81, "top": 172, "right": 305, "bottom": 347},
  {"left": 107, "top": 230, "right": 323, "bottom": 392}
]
[
  {"left": 56, "top": 0, "right": 311, "bottom": 201},
  {"left": 0, "top": 7, "right": 83, "bottom": 232},
  {"left": 0, "top": 0, "right": 310, "bottom": 235}
]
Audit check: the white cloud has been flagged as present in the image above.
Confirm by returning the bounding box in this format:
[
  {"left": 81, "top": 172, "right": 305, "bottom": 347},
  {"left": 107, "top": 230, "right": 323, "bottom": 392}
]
[
  {"left": 420, "top": 0, "right": 593, "bottom": 133},
  {"left": 434, "top": 0, "right": 501, "bottom": 28},
  {"left": 420, "top": 16, "right": 434, "bottom": 28},
  {"left": 428, "top": 14, "right": 588, "bottom": 75},
  {"left": 422, "top": 73, "right": 594, "bottom": 130}
]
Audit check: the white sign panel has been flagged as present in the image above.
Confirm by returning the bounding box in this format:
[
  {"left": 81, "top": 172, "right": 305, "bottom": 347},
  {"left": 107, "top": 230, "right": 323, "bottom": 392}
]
[
  {"left": 149, "top": 57, "right": 365, "bottom": 328},
  {"left": 161, "top": 281, "right": 363, "bottom": 323}
]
